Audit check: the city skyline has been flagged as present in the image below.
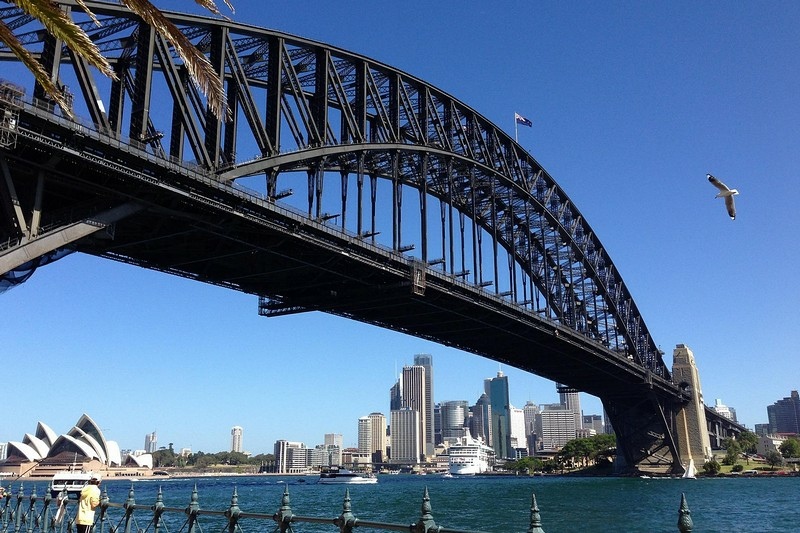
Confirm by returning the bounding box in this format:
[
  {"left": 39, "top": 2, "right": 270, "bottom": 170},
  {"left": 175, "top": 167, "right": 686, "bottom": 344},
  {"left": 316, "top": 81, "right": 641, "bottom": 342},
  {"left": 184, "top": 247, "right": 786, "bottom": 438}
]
[{"left": 4, "top": 2, "right": 799, "bottom": 452}]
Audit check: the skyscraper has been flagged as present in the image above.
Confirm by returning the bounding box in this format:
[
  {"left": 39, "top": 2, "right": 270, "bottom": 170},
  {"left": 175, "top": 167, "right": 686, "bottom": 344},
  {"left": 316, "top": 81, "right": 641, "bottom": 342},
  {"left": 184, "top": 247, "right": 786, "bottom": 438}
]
[
  {"left": 539, "top": 403, "right": 576, "bottom": 451},
  {"left": 470, "top": 393, "right": 492, "bottom": 445},
  {"left": 558, "top": 383, "right": 583, "bottom": 431},
  {"left": 230, "top": 426, "right": 243, "bottom": 453},
  {"left": 413, "top": 353, "right": 435, "bottom": 456},
  {"left": 440, "top": 400, "right": 469, "bottom": 442},
  {"left": 390, "top": 408, "right": 420, "bottom": 464},
  {"left": 485, "top": 371, "right": 512, "bottom": 459},
  {"left": 368, "top": 412, "right": 388, "bottom": 463},
  {"left": 144, "top": 431, "right": 157, "bottom": 453},
  {"left": 767, "top": 390, "right": 800, "bottom": 434},
  {"left": 357, "top": 417, "right": 372, "bottom": 455},
  {"left": 401, "top": 364, "right": 427, "bottom": 460}
]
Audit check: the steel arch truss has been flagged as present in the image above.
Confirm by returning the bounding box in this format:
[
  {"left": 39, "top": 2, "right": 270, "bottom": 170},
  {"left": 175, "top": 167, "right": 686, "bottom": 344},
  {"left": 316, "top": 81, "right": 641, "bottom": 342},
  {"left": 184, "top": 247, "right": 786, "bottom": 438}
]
[{"left": 0, "top": 0, "right": 669, "bottom": 379}]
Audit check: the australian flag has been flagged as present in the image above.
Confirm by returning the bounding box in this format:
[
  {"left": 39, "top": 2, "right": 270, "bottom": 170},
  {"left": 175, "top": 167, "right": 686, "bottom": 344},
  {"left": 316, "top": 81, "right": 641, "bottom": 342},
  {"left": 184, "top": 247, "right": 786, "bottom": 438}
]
[{"left": 515, "top": 112, "right": 533, "bottom": 127}]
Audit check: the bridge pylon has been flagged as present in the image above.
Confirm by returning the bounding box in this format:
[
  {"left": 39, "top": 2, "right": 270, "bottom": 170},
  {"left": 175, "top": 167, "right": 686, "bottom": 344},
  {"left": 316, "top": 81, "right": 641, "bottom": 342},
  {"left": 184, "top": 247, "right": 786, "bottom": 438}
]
[{"left": 671, "top": 344, "right": 712, "bottom": 473}]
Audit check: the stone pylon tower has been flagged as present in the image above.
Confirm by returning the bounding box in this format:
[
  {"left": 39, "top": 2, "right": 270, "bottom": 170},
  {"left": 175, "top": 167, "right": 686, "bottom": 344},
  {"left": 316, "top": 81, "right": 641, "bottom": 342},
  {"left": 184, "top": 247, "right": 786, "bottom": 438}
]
[{"left": 671, "top": 344, "right": 712, "bottom": 470}]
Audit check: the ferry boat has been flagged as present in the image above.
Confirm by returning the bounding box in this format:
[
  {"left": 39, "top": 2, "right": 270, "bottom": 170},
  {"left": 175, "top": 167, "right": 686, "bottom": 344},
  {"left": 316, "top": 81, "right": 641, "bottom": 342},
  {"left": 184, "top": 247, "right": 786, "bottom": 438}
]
[
  {"left": 448, "top": 435, "right": 494, "bottom": 475},
  {"left": 50, "top": 470, "right": 95, "bottom": 499},
  {"left": 318, "top": 466, "right": 378, "bottom": 484}
]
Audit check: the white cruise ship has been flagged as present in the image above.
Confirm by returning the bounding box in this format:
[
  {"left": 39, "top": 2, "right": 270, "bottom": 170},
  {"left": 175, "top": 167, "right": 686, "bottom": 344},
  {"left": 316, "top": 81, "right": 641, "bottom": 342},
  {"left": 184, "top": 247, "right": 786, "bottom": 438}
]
[{"left": 448, "top": 435, "right": 495, "bottom": 475}]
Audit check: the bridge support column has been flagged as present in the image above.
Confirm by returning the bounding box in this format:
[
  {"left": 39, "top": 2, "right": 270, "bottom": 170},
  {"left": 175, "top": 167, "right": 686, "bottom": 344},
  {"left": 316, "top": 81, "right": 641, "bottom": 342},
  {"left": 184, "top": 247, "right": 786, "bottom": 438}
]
[{"left": 672, "top": 344, "right": 712, "bottom": 473}]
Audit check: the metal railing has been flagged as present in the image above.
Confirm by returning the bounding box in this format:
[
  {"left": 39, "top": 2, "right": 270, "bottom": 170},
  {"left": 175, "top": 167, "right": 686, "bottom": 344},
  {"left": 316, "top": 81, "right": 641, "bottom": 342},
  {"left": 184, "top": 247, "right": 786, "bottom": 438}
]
[{"left": 0, "top": 482, "right": 694, "bottom": 533}]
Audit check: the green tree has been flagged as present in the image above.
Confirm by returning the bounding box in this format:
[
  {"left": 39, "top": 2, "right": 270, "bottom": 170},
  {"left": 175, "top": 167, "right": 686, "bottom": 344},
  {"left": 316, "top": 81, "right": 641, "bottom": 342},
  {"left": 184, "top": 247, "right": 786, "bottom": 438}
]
[
  {"left": 765, "top": 450, "right": 783, "bottom": 469},
  {"left": 736, "top": 431, "right": 759, "bottom": 455},
  {"left": 506, "top": 456, "right": 544, "bottom": 474},
  {"left": 779, "top": 437, "right": 800, "bottom": 458},
  {"left": 0, "top": 0, "right": 233, "bottom": 119},
  {"left": 722, "top": 440, "right": 741, "bottom": 466},
  {"left": 702, "top": 458, "right": 721, "bottom": 476}
]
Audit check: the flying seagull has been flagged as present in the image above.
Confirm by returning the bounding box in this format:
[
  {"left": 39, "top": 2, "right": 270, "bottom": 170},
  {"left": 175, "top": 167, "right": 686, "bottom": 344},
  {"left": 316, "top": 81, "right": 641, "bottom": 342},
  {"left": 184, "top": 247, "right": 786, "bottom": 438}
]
[{"left": 707, "top": 174, "right": 738, "bottom": 220}]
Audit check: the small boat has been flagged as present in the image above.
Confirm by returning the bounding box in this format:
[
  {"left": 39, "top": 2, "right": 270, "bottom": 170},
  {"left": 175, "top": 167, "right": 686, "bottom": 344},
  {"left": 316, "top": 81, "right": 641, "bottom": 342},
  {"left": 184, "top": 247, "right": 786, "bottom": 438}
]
[
  {"left": 51, "top": 470, "right": 94, "bottom": 499},
  {"left": 682, "top": 459, "right": 696, "bottom": 480},
  {"left": 318, "top": 466, "right": 377, "bottom": 484},
  {"left": 442, "top": 472, "right": 454, "bottom": 478}
]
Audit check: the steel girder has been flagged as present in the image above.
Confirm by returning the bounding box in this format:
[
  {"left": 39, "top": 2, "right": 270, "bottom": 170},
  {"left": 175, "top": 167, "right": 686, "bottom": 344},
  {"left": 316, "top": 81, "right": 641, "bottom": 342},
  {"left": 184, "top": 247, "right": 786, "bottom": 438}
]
[{"left": 0, "top": 1, "right": 687, "bottom": 471}]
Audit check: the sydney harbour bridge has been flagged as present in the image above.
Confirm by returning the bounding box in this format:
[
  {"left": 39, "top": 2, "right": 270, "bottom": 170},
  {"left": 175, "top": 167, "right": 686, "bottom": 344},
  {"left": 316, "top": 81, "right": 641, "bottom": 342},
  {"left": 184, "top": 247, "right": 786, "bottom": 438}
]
[{"left": 0, "top": 1, "right": 742, "bottom": 474}]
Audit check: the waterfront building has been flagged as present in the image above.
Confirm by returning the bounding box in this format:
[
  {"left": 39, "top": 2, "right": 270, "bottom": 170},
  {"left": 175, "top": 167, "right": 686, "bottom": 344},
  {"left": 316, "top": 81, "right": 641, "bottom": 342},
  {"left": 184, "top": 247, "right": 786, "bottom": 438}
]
[
  {"left": 145, "top": 431, "right": 157, "bottom": 453},
  {"left": 401, "top": 364, "right": 428, "bottom": 460},
  {"left": 413, "top": 353, "right": 436, "bottom": 457},
  {"left": 357, "top": 417, "right": 372, "bottom": 456},
  {"left": 323, "top": 434, "right": 343, "bottom": 465},
  {"left": 539, "top": 403, "right": 576, "bottom": 451},
  {"left": 756, "top": 434, "right": 787, "bottom": 456},
  {"left": 767, "top": 390, "right": 800, "bottom": 435},
  {"left": 558, "top": 383, "right": 583, "bottom": 430},
  {"left": 470, "top": 393, "right": 492, "bottom": 447},
  {"left": 485, "top": 371, "right": 512, "bottom": 459},
  {"left": 440, "top": 400, "right": 469, "bottom": 442},
  {"left": 230, "top": 426, "right": 243, "bottom": 453},
  {"left": 509, "top": 406, "right": 526, "bottom": 449},
  {"left": 434, "top": 403, "right": 442, "bottom": 445},
  {"left": 390, "top": 407, "right": 420, "bottom": 464},
  {"left": 274, "top": 440, "right": 307, "bottom": 474},
  {"left": 0, "top": 415, "right": 144, "bottom": 478},
  {"left": 523, "top": 401, "right": 539, "bottom": 436},
  {"left": 368, "top": 412, "right": 388, "bottom": 463},
  {"left": 754, "top": 423, "right": 770, "bottom": 437}
]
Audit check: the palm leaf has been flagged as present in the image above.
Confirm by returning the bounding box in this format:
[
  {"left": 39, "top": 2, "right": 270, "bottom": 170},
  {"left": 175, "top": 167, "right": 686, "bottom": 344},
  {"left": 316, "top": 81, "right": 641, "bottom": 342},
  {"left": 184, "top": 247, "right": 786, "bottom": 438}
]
[
  {"left": 121, "top": 0, "right": 229, "bottom": 121},
  {"left": 12, "top": 0, "right": 115, "bottom": 79},
  {"left": 0, "top": 20, "right": 74, "bottom": 117},
  {"left": 74, "top": 0, "right": 102, "bottom": 27},
  {"left": 193, "top": 0, "right": 234, "bottom": 18}
]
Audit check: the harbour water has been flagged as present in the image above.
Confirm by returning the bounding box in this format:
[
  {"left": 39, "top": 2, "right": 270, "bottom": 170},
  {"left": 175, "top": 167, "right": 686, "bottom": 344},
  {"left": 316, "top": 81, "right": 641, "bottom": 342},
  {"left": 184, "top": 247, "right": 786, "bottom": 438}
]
[{"left": 8, "top": 474, "right": 799, "bottom": 532}]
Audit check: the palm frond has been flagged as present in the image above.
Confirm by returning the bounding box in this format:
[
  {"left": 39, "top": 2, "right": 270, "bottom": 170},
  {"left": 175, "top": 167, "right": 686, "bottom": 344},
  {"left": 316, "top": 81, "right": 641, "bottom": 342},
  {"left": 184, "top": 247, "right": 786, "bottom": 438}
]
[
  {"left": 0, "top": 20, "right": 74, "bottom": 118},
  {"left": 192, "top": 0, "right": 234, "bottom": 18},
  {"left": 121, "top": 0, "right": 229, "bottom": 121},
  {"left": 13, "top": 0, "right": 115, "bottom": 79},
  {"left": 74, "top": 0, "right": 101, "bottom": 27}
]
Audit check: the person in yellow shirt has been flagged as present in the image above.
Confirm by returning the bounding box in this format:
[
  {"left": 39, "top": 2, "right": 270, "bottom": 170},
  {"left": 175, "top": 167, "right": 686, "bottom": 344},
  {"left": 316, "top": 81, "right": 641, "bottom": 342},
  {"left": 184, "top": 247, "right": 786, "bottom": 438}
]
[{"left": 76, "top": 474, "right": 101, "bottom": 533}]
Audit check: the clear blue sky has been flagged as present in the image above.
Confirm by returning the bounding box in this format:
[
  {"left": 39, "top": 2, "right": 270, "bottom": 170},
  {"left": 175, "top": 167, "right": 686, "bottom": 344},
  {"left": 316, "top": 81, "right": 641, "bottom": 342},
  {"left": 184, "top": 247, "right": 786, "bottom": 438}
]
[{"left": 3, "top": 1, "right": 800, "bottom": 454}]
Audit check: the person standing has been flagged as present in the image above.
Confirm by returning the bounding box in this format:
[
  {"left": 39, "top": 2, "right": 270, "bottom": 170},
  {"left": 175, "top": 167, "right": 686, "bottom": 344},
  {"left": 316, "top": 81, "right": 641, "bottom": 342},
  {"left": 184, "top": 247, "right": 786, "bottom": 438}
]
[{"left": 76, "top": 474, "right": 101, "bottom": 533}]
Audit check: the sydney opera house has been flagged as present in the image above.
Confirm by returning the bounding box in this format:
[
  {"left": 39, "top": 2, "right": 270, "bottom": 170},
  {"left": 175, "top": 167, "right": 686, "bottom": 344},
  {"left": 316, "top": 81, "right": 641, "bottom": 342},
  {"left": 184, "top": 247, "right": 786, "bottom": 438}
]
[{"left": 0, "top": 413, "right": 153, "bottom": 478}]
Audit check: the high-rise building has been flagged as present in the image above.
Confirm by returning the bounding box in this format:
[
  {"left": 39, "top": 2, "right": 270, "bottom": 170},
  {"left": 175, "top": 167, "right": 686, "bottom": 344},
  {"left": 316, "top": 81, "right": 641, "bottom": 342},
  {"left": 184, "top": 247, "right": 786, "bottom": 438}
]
[
  {"left": 485, "top": 371, "right": 512, "bottom": 459},
  {"left": 767, "top": 390, "right": 800, "bottom": 434},
  {"left": 390, "top": 408, "right": 421, "bottom": 464},
  {"left": 274, "top": 440, "right": 307, "bottom": 473},
  {"left": 509, "top": 406, "right": 526, "bottom": 450},
  {"left": 367, "top": 412, "right": 388, "bottom": 463},
  {"left": 230, "top": 426, "right": 243, "bottom": 453},
  {"left": 583, "top": 414, "right": 604, "bottom": 434},
  {"left": 440, "top": 400, "right": 469, "bottom": 442},
  {"left": 401, "top": 364, "right": 427, "bottom": 460},
  {"left": 711, "top": 399, "right": 737, "bottom": 423},
  {"left": 390, "top": 380, "right": 403, "bottom": 411},
  {"left": 413, "top": 353, "right": 435, "bottom": 456},
  {"left": 523, "top": 401, "right": 540, "bottom": 437},
  {"left": 357, "top": 417, "right": 372, "bottom": 455},
  {"left": 144, "top": 431, "right": 157, "bottom": 453},
  {"left": 470, "top": 393, "right": 492, "bottom": 445},
  {"left": 539, "top": 404, "right": 576, "bottom": 451},
  {"left": 558, "top": 383, "right": 583, "bottom": 430}
]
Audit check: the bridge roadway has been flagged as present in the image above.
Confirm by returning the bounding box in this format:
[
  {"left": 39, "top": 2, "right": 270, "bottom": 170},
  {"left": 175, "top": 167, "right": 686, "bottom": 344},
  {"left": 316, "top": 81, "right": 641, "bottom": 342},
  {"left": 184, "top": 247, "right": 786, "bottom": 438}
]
[{"left": 0, "top": 1, "right": 741, "bottom": 474}]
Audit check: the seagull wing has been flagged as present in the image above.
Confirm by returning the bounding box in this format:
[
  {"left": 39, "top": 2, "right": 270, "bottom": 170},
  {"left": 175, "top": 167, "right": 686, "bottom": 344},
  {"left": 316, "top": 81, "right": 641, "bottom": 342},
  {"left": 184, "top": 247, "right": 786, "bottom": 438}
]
[
  {"left": 707, "top": 174, "right": 731, "bottom": 193},
  {"left": 724, "top": 195, "right": 736, "bottom": 220}
]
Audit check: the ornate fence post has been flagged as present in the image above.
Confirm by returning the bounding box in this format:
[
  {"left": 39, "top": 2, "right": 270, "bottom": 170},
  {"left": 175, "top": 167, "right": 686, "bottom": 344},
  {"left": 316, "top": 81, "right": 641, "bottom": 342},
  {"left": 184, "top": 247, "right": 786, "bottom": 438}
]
[
  {"left": 25, "top": 484, "right": 37, "bottom": 533},
  {"left": 13, "top": 484, "right": 24, "bottom": 532},
  {"left": 122, "top": 485, "right": 136, "bottom": 533},
  {"left": 97, "top": 485, "right": 110, "bottom": 533},
  {"left": 224, "top": 487, "right": 240, "bottom": 533},
  {"left": 272, "top": 486, "right": 293, "bottom": 533},
  {"left": 527, "top": 494, "right": 545, "bottom": 533},
  {"left": 42, "top": 484, "right": 53, "bottom": 533},
  {"left": 185, "top": 485, "right": 200, "bottom": 533},
  {"left": 677, "top": 493, "right": 692, "bottom": 533},
  {"left": 333, "top": 489, "right": 357, "bottom": 533},
  {"left": 410, "top": 488, "right": 439, "bottom": 533},
  {"left": 152, "top": 487, "right": 165, "bottom": 533}
]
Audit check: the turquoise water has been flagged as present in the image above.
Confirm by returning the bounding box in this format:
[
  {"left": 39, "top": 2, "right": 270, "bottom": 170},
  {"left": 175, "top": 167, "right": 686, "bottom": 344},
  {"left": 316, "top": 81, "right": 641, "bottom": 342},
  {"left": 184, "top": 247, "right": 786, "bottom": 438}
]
[{"left": 10, "top": 474, "right": 800, "bottom": 532}]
